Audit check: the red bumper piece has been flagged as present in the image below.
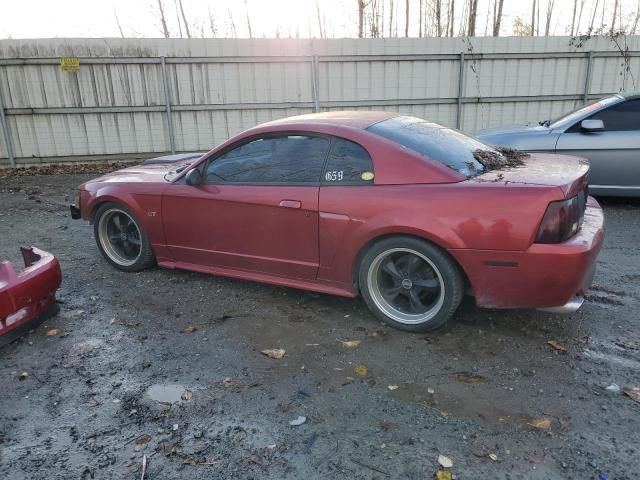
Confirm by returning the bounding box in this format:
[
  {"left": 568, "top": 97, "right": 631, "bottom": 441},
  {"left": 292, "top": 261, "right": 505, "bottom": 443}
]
[{"left": 0, "top": 247, "right": 62, "bottom": 344}]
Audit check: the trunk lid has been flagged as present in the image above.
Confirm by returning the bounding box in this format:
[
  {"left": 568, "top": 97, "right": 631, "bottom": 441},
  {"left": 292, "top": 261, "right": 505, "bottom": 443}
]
[{"left": 471, "top": 153, "right": 590, "bottom": 198}]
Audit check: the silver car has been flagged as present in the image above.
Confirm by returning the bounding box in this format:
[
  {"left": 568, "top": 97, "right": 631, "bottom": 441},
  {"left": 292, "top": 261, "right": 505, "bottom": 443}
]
[{"left": 476, "top": 93, "right": 640, "bottom": 197}]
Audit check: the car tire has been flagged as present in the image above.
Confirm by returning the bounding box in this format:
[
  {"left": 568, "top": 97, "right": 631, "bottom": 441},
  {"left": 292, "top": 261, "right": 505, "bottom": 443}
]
[
  {"left": 359, "top": 236, "right": 463, "bottom": 332},
  {"left": 93, "top": 202, "right": 155, "bottom": 272}
]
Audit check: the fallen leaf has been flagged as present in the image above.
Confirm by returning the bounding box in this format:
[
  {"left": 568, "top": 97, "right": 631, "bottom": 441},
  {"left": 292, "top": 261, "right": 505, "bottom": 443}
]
[
  {"left": 223, "top": 377, "right": 234, "bottom": 388},
  {"left": 438, "top": 454, "right": 453, "bottom": 468},
  {"left": 456, "top": 373, "right": 487, "bottom": 384},
  {"left": 261, "top": 348, "right": 286, "bottom": 359},
  {"left": 387, "top": 385, "right": 399, "bottom": 391},
  {"left": 341, "top": 340, "right": 361, "bottom": 348},
  {"left": 109, "top": 317, "right": 117, "bottom": 324},
  {"left": 489, "top": 453, "right": 498, "bottom": 461},
  {"left": 527, "top": 416, "right": 552, "bottom": 430},
  {"left": 436, "top": 470, "right": 452, "bottom": 480},
  {"left": 180, "top": 325, "right": 197, "bottom": 333},
  {"left": 354, "top": 365, "right": 368, "bottom": 377},
  {"left": 45, "top": 328, "right": 61, "bottom": 337},
  {"left": 181, "top": 388, "right": 193, "bottom": 401},
  {"left": 547, "top": 340, "right": 568, "bottom": 353},
  {"left": 623, "top": 387, "right": 640, "bottom": 403},
  {"left": 19, "top": 372, "right": 28, "bottom": 381},
  {"left": 135, "top": 433, "right": 151, "bottom": 445},
  {"left": 289, "top": 415, "right": 307, "bottom": 426}
]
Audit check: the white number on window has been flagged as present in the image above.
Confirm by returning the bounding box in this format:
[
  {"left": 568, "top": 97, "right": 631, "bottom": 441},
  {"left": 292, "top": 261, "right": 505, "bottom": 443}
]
[{"left": 324, "top": 170, "right": 344, "bottom": 182}]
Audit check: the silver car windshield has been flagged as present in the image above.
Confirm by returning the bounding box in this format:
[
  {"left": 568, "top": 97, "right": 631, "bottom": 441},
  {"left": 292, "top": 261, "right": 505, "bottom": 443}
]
[{"left": 548, "top": 95, "right": 620, "bottom": 129}]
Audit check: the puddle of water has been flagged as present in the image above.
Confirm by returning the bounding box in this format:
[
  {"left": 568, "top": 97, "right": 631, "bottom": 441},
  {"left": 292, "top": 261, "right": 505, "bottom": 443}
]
[
  {"left": 390, "top": 383, "right": 540, "bottom": 429},
  {"left": 146, "top": 384, "right": 187, "bottom": 404},
  {"left": 582, "top": 349, "right": 640, "bottom": 370}
]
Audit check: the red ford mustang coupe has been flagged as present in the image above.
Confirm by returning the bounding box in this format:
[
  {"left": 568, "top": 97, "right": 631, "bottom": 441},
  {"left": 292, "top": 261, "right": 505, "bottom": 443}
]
[{"left": 71, "top": 111, "right": 604, "bottom": 331}]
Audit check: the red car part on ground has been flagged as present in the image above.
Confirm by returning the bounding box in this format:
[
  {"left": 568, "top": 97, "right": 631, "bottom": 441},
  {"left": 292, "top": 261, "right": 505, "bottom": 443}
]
[{"left": 0, "top": 247, "right": 62, "bottom": 346}]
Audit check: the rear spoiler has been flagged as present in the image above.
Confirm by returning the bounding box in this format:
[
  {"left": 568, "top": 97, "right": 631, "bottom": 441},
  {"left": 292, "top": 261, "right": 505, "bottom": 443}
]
[{"left": 142, "top": 152, "right": 206, "bottom": 165}]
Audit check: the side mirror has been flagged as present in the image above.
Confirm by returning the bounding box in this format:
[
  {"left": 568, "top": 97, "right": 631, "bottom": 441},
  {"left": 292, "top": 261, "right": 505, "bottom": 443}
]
[
  {"left": 185, "top": 168, "right": 203, "bottom": 186},
  {"left": 580, "top": 119, "right": 604, "bottom": 132}
]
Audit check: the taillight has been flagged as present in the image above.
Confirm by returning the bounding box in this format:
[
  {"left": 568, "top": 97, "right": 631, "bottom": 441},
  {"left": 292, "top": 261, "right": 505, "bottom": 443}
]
[{"left": 535, "top": 194, "right": 584, "bottom": 243}]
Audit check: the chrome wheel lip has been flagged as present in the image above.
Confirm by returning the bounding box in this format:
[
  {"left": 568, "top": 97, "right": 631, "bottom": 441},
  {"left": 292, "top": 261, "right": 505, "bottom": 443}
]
[
  {"left": 98, "top": 208, "right": 142, "bottom": 267},
  {"left": 367, "top": 247, "right": 445, "bottom": 325}
]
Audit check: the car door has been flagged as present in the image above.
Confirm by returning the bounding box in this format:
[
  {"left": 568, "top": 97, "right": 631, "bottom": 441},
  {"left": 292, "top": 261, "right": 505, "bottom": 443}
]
[
  {"left": 161, "top": 134, "right": 330, "bottom": 280},
  {"left": 555, "top": 99, "right": 640, "bottom": 190}
]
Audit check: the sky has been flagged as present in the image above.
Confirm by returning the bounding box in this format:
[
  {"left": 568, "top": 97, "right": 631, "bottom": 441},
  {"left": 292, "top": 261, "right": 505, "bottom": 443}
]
[{"left": 0, "top": 0, "right": 638, "bottom": 39}]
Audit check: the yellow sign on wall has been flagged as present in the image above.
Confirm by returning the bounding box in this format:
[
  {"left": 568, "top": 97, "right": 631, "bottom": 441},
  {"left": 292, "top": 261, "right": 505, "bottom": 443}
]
[{"left": 60, "top": 57, "right": 80, "bottom": 72}]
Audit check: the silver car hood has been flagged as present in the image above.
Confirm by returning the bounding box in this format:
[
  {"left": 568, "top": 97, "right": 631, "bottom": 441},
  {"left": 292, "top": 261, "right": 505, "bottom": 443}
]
[{"left": 475, "top": 124, "right": 550, "bottom": 137}]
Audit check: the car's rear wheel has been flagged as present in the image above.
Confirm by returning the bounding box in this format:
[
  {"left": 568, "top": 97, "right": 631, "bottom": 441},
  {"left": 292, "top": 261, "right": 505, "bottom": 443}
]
[
  {"left": 94, "top": 202, "right": 155, "bottom": 272},
  {"left": 359, "top": 237, "right": 463, "bottom": 332}
]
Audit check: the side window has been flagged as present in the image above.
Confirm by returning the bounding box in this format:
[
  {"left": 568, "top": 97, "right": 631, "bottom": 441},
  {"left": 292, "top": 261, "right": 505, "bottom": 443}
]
[
  {"left": 206, "top": 135, "right": 330, "bottom": 184},
  {"left": 322, "top": 138, "right": 374, "bottom": 185},
  {"left": 569, "top": 99, "right": 640, "bottom": 132}
]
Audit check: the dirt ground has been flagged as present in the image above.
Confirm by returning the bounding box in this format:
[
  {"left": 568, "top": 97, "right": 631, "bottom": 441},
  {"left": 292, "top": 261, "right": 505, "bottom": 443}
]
[{"left": 1, "top": 172, "right": 639, "bottom": 480}]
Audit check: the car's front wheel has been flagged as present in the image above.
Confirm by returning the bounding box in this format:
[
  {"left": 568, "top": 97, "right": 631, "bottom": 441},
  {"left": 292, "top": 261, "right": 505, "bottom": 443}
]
[
  {"left": 94, "top": 202, "right": 155, "bottom": 272},
  {"left": 359, "top": 237, "right": 463, "bottom": 332}
]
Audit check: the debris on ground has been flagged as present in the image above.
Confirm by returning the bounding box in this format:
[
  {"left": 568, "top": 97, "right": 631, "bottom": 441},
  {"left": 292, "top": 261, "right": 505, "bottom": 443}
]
[
  {"left": 18, "top": 372, "right": 28, "bottom": 381},
  {"left": 473, "top": 147, "right": 528, "bottom": 170},
  {"left": 45, "top": 328, "right": 61, "bottom": 337},
  {"left": 547, "top": 340, "right": 568, "bottom": 353},
  {"left": 387, "top": 384, "right": 399, "bottom": 391},
  {"left": 261, "top": 348, "right": 286, "bottom": 359},
  {"left": 354, "top": 365, "right": 368, "bottom": 377},
  {"left": 135, "top": 433, "right": 151, "bottom": 445},
  {"left": 438, "top": 454, "right": 453, "bottom": 468},
  {"left": 181, "top": 388, "right": 193, "bottom": 401},
  {"left": 180, "top": 325, "right": 197, "bottom": 333},
  {"left": 341, "top": 340, "right": 361, "bottom": 348},
  {"left": 435, "top": 470, "right": 452, "bottom": 480},
  {"left": 623, "top": 387, "right": 640, "bottom": 403},
  {"left": 0, "top": 161, "right": 136, "bottom": 178},
  {"left": 289, "top": 416, "right": 307, "bottom": 427},
  {"left": 527, "top": 416, "right": 552, "bottom": 430},
  {"left": 605, "top": 384, "right": 621, "bottom": 393},
  {"left": 456, "top": 373, "right": 487, "bottom": 384}
]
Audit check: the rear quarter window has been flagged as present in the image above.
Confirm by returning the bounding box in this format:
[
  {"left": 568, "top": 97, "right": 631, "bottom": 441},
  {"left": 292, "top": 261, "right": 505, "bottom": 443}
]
[
  {"left": 367, "top": 116, "right": 490, "bottom": 177},
  {"left": 322, "top": 138, "right": 374, "bottom": 185}
]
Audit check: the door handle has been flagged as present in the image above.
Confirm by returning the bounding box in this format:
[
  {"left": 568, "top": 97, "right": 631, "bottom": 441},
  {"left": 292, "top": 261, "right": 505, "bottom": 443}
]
[{"left": 279, "top": 200, "right": 302, "bottom": 209}]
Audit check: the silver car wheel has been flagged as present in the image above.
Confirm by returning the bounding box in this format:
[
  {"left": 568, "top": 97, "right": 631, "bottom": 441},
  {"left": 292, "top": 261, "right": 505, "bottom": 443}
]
[
  {"left": 97, "top": 208, "right": 143, "bottom": 267},
  {"left": 367, "top": 248, "right": 445, "bottom": 325}
]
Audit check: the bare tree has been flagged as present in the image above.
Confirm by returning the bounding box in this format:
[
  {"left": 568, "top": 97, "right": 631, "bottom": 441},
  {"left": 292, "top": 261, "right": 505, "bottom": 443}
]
[
  {"left": 493, "top": 0, "right": 504, "bottom": 36},
  {"left": 178, "top": 0, "right": 191, "bottom": 38},
  {"left": 208, "top": 6, "right": 218, "bottom": 37},
  {"left": 449, "top": 0, "right": 455, "bottom": 36},
  {"left": 156, "top": 0, "right": 170, "bottom": 38},
  {"left": 114, "top": 9, "right": 125, "bottom": 38},
  {"left": 435, "top": 0, "right": 443, "bottom": 36},
  {"left": 570, "top": 0, "right": 577, "bottom": 35},
  {"left": 610, "top": 0, "right": 619, "bottom": 34},
  {"left": 418, "top": 0, "right": 423, "bottom": 37},
  {"left": 575, "top": 0, "right": 586, "bottom": 35},
  {"left": 227, "top": 8, "right": 237, "bottom": 38},
  {"left": 405, "top": 0, "right": 410, "bottom": 37},
  {"left": 357, "top": 0, "right": 366, "bottom": 37},
  {"left": 315, "top": 0, "right": 324, "bottom": 38},
  {"left": 633, "top": 0, "right": 640, "bottom": 34},
  {"left": 467, "top": 0, "right": 478, "bottom": 36},
  {"left": 389, "top": 0, "right": 395, "bottom": 37},
  {"left": 544, "top": 0, "right": 555, "bottom": 36},
  {"left": 531, "top": 0, "right": 536, "bottom": 35},
  {"left": 245, "top": 0, "right": 253, "bottom": 38},
  {"left": 588, "top": 0, "right": 599, "bottom": 33},
  {"left": 174, "top": 0, "right": 183, "bottom": 37}
]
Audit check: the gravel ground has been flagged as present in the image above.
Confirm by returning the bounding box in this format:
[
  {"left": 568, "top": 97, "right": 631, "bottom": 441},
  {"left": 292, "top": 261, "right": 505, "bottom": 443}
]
[{"left": 1, "top": 172, "right": 639, "bottom": 480}]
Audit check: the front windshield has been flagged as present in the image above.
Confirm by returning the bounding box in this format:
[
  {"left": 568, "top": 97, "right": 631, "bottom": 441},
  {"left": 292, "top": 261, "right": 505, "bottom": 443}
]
[{"left": 548, "top": 95, "right": 620, "bottom": 128}]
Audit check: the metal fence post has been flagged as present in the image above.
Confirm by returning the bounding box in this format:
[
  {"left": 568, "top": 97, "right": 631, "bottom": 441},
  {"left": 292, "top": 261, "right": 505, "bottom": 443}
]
[
  {"left": 0, "top": 79, "right": 15, "bottom": 167},
  {"left": 583, "top": 51, "right": 593, "bottom": 104},
  {"left": 456, "top": 52, "right": 465, "bottom": 130},
  {"left": 160, "top": 56, "right": 176, "bottom": 154},
  {"left": 311, "top": 55, "right": 320, "bottom": 113}
]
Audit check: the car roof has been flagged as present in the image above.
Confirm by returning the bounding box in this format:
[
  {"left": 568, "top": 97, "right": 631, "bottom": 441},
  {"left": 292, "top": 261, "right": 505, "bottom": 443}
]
[
  {"left": 260, "top": 110, "right": 402, "bottom": 130},
  {"left": 618, "top": 92, "right": 640, "bottom": 101}
]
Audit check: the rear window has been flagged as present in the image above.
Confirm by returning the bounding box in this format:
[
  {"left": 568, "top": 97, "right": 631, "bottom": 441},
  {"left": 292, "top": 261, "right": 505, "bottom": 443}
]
[{"left": 367, "top": 116, "right": 494, "bottom": 177}]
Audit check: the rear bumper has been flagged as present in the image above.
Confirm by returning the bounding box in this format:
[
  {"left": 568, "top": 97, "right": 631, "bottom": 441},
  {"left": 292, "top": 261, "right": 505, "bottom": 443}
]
[
  {"left": 451, "top": 197, "right": 605, "bottom": 310},
  {"left": 0, "top": 247, "right": 62, "bottom": 345}
]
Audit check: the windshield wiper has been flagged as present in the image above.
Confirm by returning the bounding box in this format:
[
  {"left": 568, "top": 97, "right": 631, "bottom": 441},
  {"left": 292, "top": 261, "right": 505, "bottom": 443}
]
[{"left": 538, "top": 119, "right": 550, "bottom": 127}]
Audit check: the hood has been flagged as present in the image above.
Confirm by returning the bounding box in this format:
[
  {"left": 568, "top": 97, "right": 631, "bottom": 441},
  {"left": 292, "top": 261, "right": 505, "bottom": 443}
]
[
  {"left": 475, "top": 124, "right": 549, "bottom": 137},
  {"left": 85, "top": 152, "right": 205, "bottom": 185}
]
